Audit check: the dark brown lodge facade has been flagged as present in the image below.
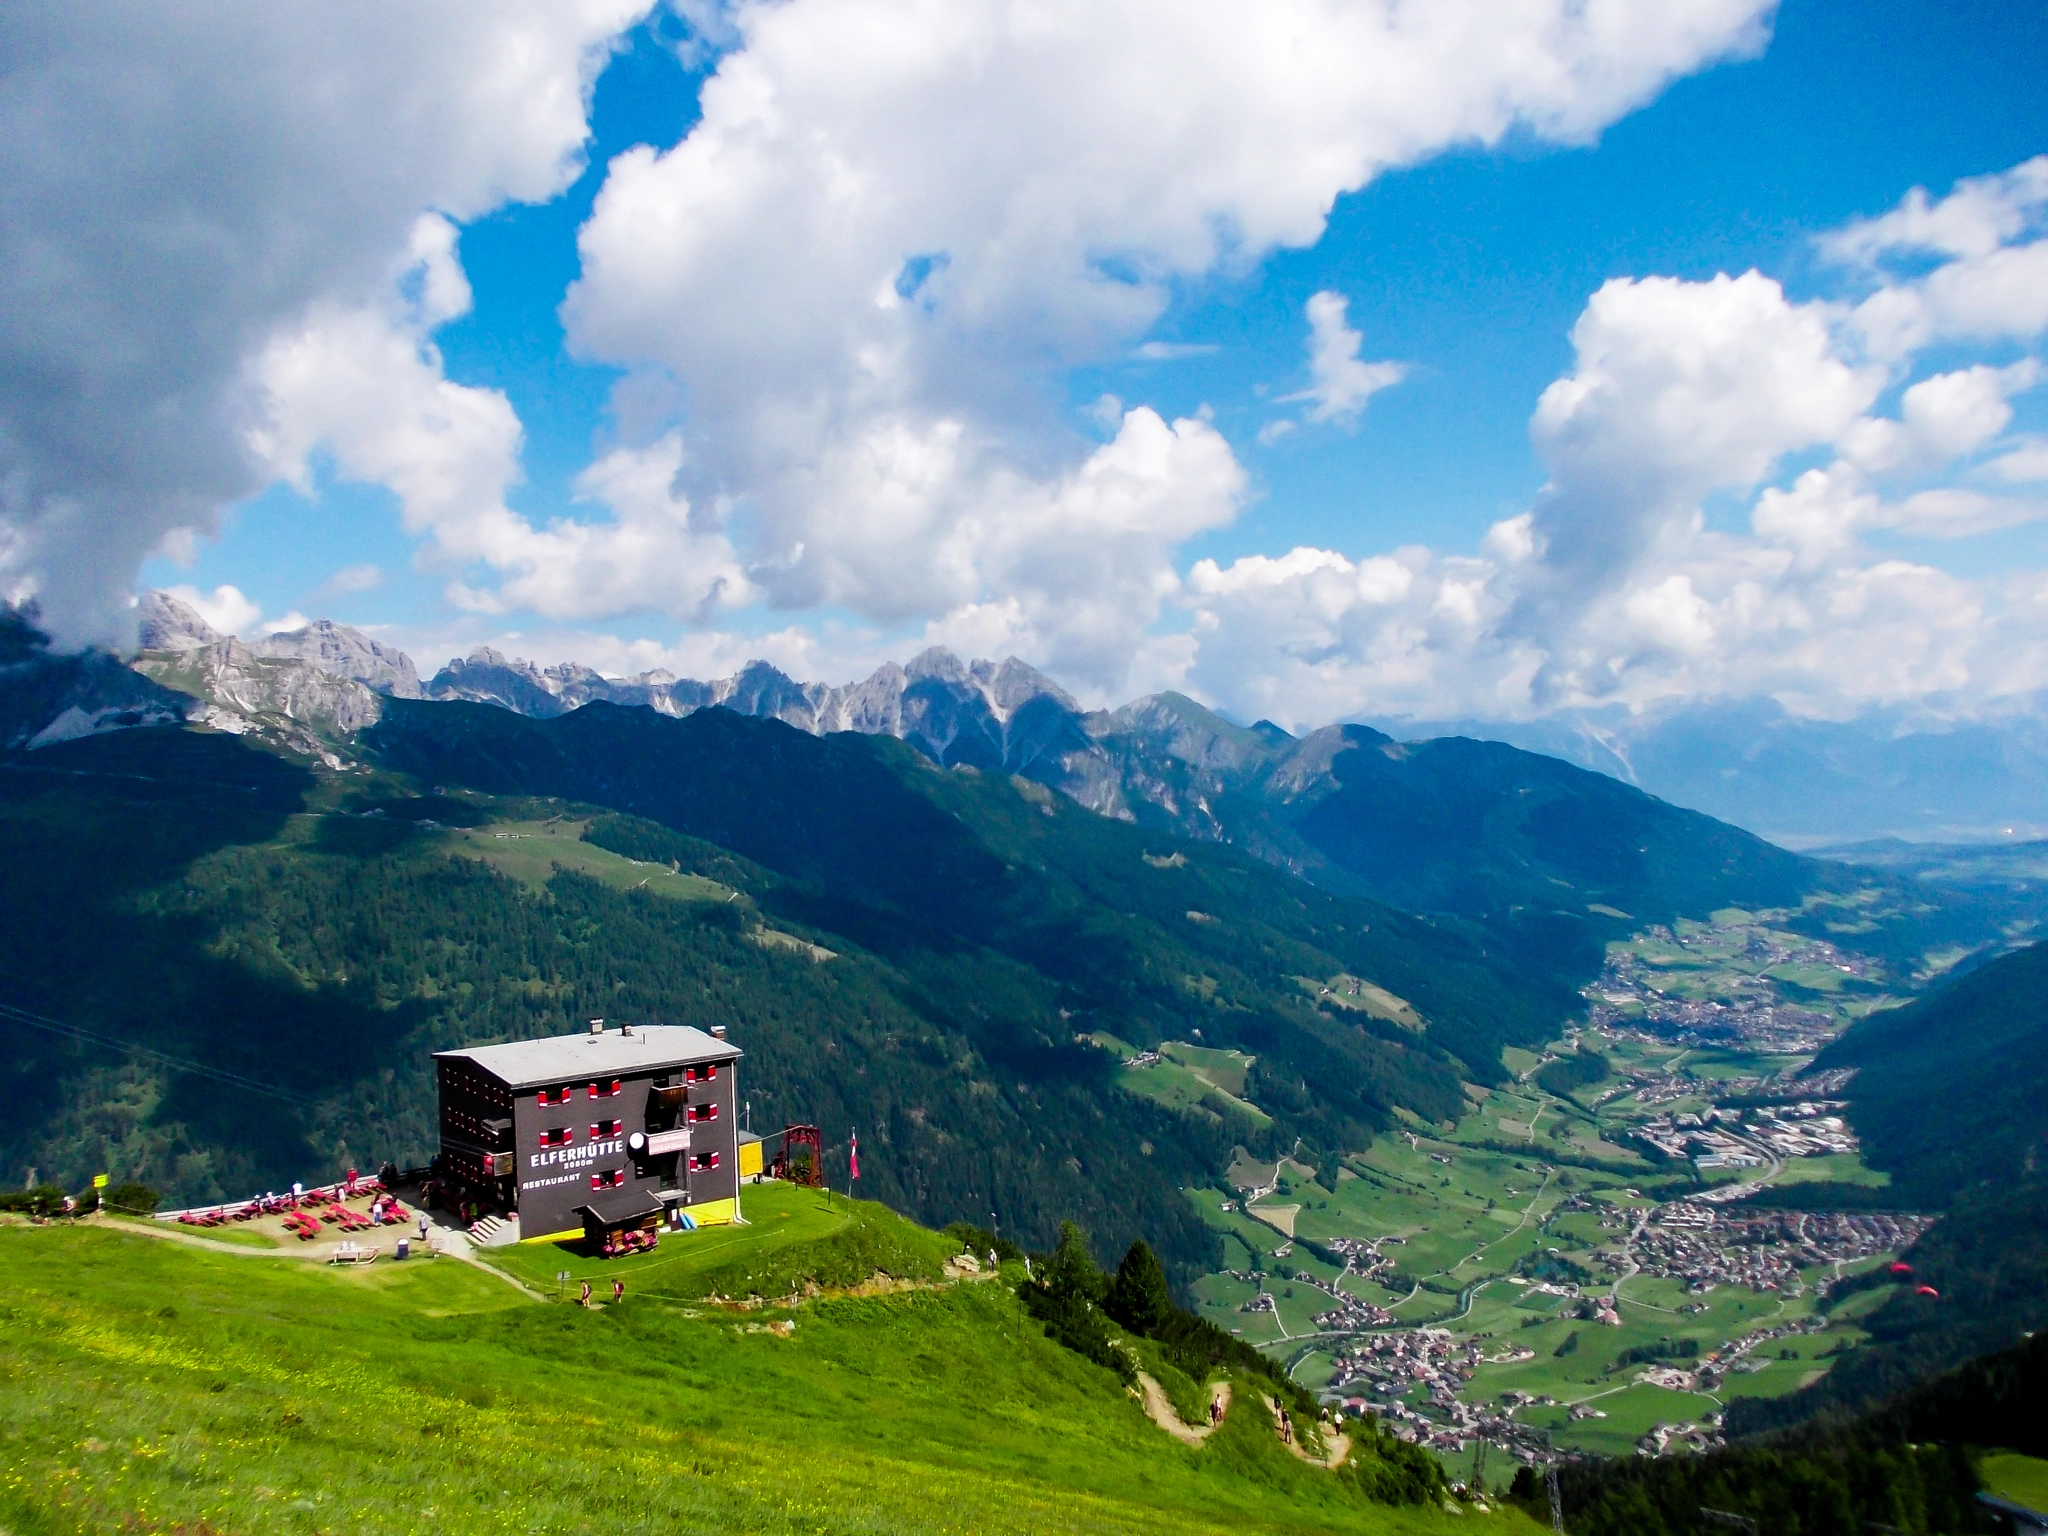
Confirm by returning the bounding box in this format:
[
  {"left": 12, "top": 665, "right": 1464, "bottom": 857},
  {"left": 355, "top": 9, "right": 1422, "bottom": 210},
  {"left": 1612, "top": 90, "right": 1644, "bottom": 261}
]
[{"left": 435, "top": 1021, "right": 742, "bottom": 1242}]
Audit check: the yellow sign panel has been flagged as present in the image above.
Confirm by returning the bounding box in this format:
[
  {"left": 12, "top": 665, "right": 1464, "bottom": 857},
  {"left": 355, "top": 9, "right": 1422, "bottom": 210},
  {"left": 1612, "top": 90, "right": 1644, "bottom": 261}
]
[{"left": 92, "top": 1173, "right": 109, "bottom": 1189}]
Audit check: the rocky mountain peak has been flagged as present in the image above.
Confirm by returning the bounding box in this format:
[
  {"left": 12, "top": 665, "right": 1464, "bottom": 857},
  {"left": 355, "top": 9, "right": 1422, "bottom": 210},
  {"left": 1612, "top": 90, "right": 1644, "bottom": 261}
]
[
  {"left": 904, "top": 646, "right": 971, "bottom": 686},
  {"left": 135, "top": 590, "right": 223, "bottom": 652},
  {"left": 255, "top": 619, "right": 421, "bottom": 699}
]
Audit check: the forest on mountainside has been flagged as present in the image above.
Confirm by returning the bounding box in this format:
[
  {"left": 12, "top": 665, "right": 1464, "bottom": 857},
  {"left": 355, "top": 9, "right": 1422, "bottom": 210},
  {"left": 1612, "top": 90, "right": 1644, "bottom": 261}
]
[
  {"left": 0, "top": 712, "right": 1563, "bottom": 1277},
  {"left": 1530, "top": 1327, "right": 2048, "bottom": 1535},
  {"left": 1813, "top": 938, "right": 2048, "bottom": 1206}
]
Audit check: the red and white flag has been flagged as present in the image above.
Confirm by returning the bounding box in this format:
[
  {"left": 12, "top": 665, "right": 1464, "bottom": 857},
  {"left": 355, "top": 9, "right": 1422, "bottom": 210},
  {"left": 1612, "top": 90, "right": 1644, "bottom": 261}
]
[{"left": 849, "top": 1129, "right": 860, "bottom": 1182}]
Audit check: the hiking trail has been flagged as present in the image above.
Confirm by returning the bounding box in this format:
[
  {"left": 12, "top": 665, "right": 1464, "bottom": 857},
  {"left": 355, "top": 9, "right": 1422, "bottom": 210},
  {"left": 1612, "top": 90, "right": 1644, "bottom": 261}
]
[
  {"left": 1267, "top": 1394, "right": 1350, "bottom": 1469},
  {"left": 1135, "top": 1374, "right": 1231, "bottom": 1444}
]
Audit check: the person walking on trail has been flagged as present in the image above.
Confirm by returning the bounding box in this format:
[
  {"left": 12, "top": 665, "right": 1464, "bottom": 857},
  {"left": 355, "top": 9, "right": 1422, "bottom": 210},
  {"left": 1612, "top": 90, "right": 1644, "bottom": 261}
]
[
  {"left": 417, "top": 1213, "right": 429, "bottom": 1243},
  {"left": 580, "top": 1280, "right": 592, "bottom": 1308},
  {"left": 612, "top": 1279, "right": 624, "bottom": 1304}
]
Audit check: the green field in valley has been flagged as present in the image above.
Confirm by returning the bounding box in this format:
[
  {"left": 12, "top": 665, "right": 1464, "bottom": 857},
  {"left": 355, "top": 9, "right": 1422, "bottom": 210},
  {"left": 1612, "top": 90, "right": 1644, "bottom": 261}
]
[
  {"left": 1163, "top": 909, "right": 1932, "bottom": 1477},
  {"left": 0, "top": 1191, "right": 1539, "bottom": 1536},
  {"left": 1979, "top": 1453, "right": 2048, "bottom": 1514}
]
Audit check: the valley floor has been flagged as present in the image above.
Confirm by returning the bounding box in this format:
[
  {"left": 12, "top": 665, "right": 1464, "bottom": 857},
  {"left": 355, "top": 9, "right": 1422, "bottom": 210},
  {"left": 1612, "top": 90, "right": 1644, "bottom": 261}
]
[{"left": 1176, "top": 909, "right": 1929, "bottom": 1480}]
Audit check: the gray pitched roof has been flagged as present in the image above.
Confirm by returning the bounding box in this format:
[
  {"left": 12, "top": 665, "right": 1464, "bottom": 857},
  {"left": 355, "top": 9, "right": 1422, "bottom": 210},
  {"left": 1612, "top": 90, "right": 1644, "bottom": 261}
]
[{"left": 435, "top": 1025, "right": 738, "bottom": 1090}]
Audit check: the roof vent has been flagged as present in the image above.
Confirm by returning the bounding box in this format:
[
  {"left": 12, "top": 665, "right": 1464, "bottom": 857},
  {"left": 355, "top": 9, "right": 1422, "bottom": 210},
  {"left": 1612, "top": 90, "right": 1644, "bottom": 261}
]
[
  {"left": 620, "top": 1022, "right": 633, "bottom": 1037},
  {"left": 588, "top": 1018, "right": 605, "bottom": 1036},
  {"left": 710, "top": 1024, "right": 727, "bottom": 1040}
]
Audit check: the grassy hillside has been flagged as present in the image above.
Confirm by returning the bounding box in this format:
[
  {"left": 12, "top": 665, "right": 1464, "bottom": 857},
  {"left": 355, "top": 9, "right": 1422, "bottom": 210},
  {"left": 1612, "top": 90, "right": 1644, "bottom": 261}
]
[{"left": 0, "top": 1193, "right": 1534, "bottom": 1536}]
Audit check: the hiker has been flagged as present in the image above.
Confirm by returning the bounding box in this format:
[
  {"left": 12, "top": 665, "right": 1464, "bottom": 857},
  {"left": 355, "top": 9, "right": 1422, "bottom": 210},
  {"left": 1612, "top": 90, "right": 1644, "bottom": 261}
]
[
  {"left": 612, "top": 1278, "right": 624, "bottom": 1304},
  {"left": 580, "top": 1280, "right": 592, "bottom": 1307},
  {"left": 417, "top": 1212, "right": 429, "bottom": 1242},
  {"left": 1209, "top": 1396, "right": 1222, "bottom": 1426}
]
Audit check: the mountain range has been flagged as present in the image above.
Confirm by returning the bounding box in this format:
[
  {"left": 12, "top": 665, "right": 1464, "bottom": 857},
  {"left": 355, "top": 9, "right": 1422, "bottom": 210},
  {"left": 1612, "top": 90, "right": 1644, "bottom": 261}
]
[
  {"left": 103, "top": 591, "right": 2048, "bottom": 850},
  {"left": 2, "top": 591, "right": 2034, "bottom": 992},
  {"left": 1355, "top": 700, "right": 2048, "bottom": 848},
  {"left": 16, "top": 594, "right": 2002, "bottom": 964}
]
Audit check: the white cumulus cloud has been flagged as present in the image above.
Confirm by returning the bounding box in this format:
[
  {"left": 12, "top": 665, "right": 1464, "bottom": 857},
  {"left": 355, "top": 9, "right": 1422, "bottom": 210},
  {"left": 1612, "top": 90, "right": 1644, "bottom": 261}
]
[
  {"left": 1279, "top": 291, "right": 1406, "bottom": 428},
  {"left": 1171, "top": 164, "right": 2048, "bottom": 728},
  {"left": 1828, "top": 156, "right": 2048, "bottom": 360},
  {"left": 0, "top": 2, "right": 648, "bottom": 647},
  {"left": 562, "top": 0, "right": 1774, "bottom": 694}
]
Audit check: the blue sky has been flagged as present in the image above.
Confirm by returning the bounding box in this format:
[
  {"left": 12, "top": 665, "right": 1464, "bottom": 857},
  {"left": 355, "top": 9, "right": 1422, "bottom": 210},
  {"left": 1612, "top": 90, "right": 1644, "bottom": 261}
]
[{"left": 8, "top": 1, "right": 2045, "bottom": 721}]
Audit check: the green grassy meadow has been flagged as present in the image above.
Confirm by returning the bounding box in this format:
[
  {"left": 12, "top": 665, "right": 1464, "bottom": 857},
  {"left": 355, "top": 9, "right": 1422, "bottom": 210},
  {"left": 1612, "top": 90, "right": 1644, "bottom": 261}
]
[
  {"left": 1979, "top": 1453, "right": 2048, "bottom": 1513},
  {"left": 438, "top": 817, "right": 737, "bottom": 902},
  {"left": 1114, "top": 1042, "right": 1270, "bottom": 1128},
  {"left": 0, "top": 1205, "right": 1539, "bottom": 1536},
  {"left": 478, "top": 1181, "right": 956, "bottom": 1301}
]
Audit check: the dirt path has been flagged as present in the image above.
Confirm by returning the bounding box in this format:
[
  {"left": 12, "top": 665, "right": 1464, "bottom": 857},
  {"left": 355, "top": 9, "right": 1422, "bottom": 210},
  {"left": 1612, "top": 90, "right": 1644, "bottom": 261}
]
[
  {"left": 1265, "top": 1394, "right": 1351, "bottom": 1469},
  {"left": 1135, "top": 1375, "right": 1231, "bottom": 1445}
]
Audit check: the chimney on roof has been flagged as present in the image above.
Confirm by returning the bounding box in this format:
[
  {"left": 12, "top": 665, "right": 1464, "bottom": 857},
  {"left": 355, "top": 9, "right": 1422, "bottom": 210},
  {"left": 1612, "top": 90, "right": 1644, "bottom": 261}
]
[
  {"left": 620, "top": 1022, "right": 633, "bottom": 1037},
  {"left": 711, "top": 1024, "right": 727, "bottom": 1040},
  {"left": 588, "top": 1018, "right": 604, "bottom": 1035}
]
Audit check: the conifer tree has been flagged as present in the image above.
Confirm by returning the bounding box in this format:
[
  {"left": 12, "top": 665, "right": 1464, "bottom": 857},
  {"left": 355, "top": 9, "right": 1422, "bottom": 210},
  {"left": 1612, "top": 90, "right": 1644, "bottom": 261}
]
[{"left": 1105, "top": 1238, "right": 1173, "bottom": 1336}]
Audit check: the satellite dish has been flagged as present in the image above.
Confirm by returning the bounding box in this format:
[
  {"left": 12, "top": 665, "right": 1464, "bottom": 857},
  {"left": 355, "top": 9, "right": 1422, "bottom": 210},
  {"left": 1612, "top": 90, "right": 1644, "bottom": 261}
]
[{"left": 628, "top": 1132, "right": 646, "bottom": 1152}]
